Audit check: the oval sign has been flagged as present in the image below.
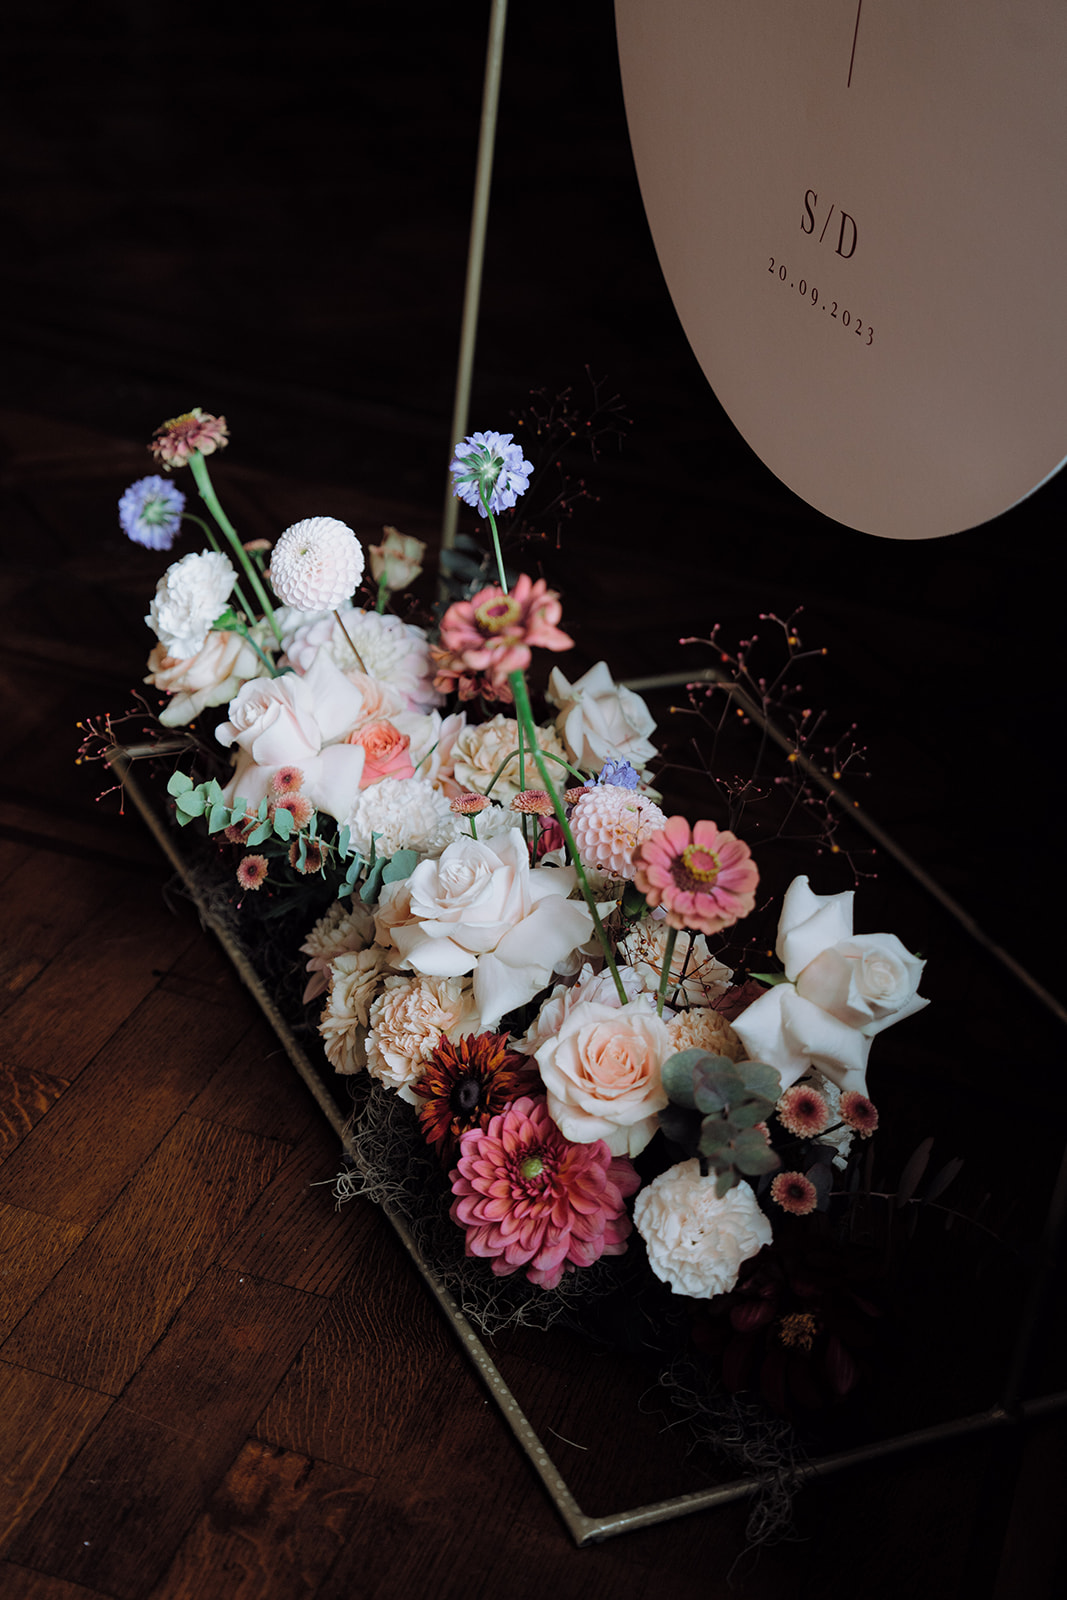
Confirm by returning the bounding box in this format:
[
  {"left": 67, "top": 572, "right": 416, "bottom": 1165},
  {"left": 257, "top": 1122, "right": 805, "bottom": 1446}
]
[{"left": 615, "top": 0, "right": 1067, "bottom": 538}]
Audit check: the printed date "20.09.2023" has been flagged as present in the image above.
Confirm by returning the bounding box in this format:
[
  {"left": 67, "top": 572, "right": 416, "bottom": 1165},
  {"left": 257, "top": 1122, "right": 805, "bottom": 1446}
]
[{"left": 767, "top": 258, "right": 873, "bottom": 345}]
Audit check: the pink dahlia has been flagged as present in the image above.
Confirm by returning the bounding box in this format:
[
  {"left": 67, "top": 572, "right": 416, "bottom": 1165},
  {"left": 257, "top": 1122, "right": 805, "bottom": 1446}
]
[
  {"left": 150, "top": 408, "right": 229, "bottom": 469},
  {"left": 570, "top": 785, "right": 667, "bottom": 880},
  {"left": 435, "top": 574, "right": 573, "bottom": 695},
  {"left": 449, "top": 1094, "right": 640, "bottom": 1289},
  {"left": 268, "top": 517, "right": 365, "bottom": 611},
  {"left": 632, "top": 816, "right": 758, "bottom": 935}
]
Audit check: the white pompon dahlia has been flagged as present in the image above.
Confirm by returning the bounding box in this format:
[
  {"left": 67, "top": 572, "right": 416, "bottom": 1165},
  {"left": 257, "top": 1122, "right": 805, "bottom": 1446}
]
[{"left": 269, "top": 517, "right": 364, "bottom": 611}]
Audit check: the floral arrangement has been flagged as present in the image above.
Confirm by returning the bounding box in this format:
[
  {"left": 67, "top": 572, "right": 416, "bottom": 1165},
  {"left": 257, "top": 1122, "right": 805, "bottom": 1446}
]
[{"left": 86, "top": 405, "right": 957, "bottom": 1467}]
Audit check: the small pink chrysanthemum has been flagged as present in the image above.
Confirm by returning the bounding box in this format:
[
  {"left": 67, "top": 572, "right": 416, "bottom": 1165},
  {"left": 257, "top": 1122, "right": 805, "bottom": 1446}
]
[
  {"left": 435, "top": 574, "right": 573, "bottom": 695},
  {"left": 840, "top": 1091, "right": 880, "bottom": 1137},
  {"left": 511, "top": 789, "right": 555, "bottom": 816},
  {"left": 449, "top": 1094, "right": 640, "bottom": 1289},
  {"left": 564, "top": 786, "right": 588, "bottom": 806},
  {"left": 776, "top": 1083, "right": 832, "bottom": 1139},
  {"left": 570, "top": 785, "right": 667, "bottom": 880},
  {"left": 450, "top": 792, "right": 490, "bottom": 815},
  {"left": 150, "top": 408, "right": 229, "bottom": 470},
  {"left": 631, "top": 816, "right": 758, "bottom": 935},
  {"left": 770, "top": 1171, "right": 818, "bottom": 1216},
  {"left": 268, "top": 517, "right": 364, "bottom": 611},
  {"left": 271, "top": 792, "right": 314, "bottom": 830},
  {"left": 289, "top": 838, "right": 324, "bottom": 874},
  {"left": 236, "top": 854, "right": 268, "bottom": 891},
  {"left": 271, "top": 766, "right": 305, "bottom": 798}
]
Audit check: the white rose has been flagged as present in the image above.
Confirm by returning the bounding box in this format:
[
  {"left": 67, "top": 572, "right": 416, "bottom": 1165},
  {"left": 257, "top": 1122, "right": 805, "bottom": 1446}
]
[
  {"left": 546, "top": 660, "right": 657, "bottom": 774},
  {"left": 732, "top": 875, "right": 928, "bottom": 1096},
  {"left": 146, "top": 549, "right": 237, "bottom": 657},
  {"left": 633, "top": 1162, "right": 772, "bottom": 1298},
  {"left": 388, "top": 829, "right": 594, "bottom": 1030},
  {"left": 535, "top": 996, "right": 671, "bottom": 1157}
]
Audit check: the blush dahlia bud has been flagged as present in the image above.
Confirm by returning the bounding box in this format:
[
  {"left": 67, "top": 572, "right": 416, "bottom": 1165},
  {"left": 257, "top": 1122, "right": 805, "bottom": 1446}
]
[{"left": 268, "top": 517, "right": 365, "bottom": 611}]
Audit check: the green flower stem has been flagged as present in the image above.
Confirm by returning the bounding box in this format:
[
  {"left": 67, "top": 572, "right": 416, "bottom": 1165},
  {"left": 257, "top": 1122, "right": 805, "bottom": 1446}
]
[
  {"left": 182, "top": 512, "right": 255, "bottom": 622},
  {"left": 655, "top": 925, "right": 679, "bottom": 1019},
  {"left": 332, "top": 609, "right": 369, "bottom": 674},
  {"left": 508, "top": 667, "right": 627, "bottom": 1005},
  {"left": 214, "top": 621, "right": 278, "bottom": 679},
  {"left": 375, "top": 572, "right": 390, "bottom": 614},
  {"left": 478, "top": 484, "right": 509, "bottom": 595},
  {"left": 188, "top": 451, "right": 283, "bottom": 647}
]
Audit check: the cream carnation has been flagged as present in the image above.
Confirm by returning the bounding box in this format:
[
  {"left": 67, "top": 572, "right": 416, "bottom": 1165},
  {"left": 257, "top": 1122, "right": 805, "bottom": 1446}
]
[
  {"left": 344, "top": 777, "right": 457, "bottom": 859},
  {"left": 535, "top": 996, "right": 672, "bottom": 1158},
  {"left": 618, "top": 922, "right": 733, "bottom": 1008},
  {"left": 145, "top": 630, "right": 264, "bottom": 727},
  {"left": 319, "top": 945, "right": 392, "bottom": 1074},
  {"left": 300, "top": 899, "right": 376, "bottom": 1003},
  {"left": 633, "top": 1162, "right": 772, "bottom": 1298},
  {"left": 666, "top": 1006, "right": 744, "bottom": 1061},
  {"left": 146, "top": 549, "right": 237, "bottom": 657},
  {"left": 365, "top": 973, "right": 479, "bottom": 1099},
  {"left": 451, "top": 714, "right": 568, "bottom": 805},
  {"left": 570, "top": 786, "right": 667, "bottom": 880},
  {"left": 269, "top": 517, "right": 364, "bottom": 611},
  {"left": 547, "top": 660, "right": 657, "bottom": 775}
]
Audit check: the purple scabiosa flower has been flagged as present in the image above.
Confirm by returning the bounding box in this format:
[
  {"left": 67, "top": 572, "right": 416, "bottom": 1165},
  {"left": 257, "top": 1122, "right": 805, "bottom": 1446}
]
[
  {"left": 588, "top": 760, "right": 640, "bottom": 790},
  {"left": 118, "top": 476, "right": 186, "bottom": 551},
  {"left": 449, "top": 430, "right": 533, "bottom": 517}
]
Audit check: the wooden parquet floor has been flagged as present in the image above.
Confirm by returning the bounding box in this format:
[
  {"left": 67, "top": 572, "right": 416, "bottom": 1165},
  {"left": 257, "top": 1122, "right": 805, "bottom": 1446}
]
[{"left": 3, "top": 6, "right": 1066, "bottom": 1597}]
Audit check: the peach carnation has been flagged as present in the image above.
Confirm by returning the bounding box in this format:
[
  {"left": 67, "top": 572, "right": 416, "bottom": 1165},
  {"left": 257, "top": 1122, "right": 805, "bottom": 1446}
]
[
  {"left": 665, "top": 1006, "right": 744, "bottom": 1061},
  {"left": 365, "top": 973, "right": 479, "bottom": 1098},
  {"left": 319, "top": 946, "right": 392, "bottom": 1074}
]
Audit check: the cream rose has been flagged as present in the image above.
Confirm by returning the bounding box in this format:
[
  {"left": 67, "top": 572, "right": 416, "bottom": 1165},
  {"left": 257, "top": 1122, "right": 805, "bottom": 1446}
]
[
  {"left": 732, "top": 875, "right": 929, "bottom": 1096},
  {"left": 217, "top": 651, "right": 368, "bottom": 820},
  {"left": 546, "top": 660, "right": 657, "bottom": 775},
  {"left": 388, "top": 829, "right": 594, "bottom": 1030},
  {"left": 633, "top": 1162, "right": 772, "bottom": 1298},
  {"left": 145, "top": 631, "right": 265, "bottom": 728},
  {"left": 534, "top": 996, "right": 671, "bottom": 1157}
]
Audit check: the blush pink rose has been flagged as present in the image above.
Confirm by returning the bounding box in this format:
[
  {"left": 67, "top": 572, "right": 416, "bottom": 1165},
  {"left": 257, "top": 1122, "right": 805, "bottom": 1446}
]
[
  {"left": 145, "top": 631, "right": 264, "bottom": 727},
  {"left": 350, "top": 720, "right": 415, "bottom": 786},
  {"left": 534, "top": 996, "right": 671, "bottom": 1158}
]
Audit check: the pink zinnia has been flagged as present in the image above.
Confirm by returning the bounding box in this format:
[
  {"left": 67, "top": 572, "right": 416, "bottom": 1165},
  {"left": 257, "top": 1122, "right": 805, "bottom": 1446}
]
[
  {"left": 770, "top": 1171, "right": 818, "bottom": 1216},
  {"left": 436, "top": 574, "right": 573, "bottom": 695},
  {"left": 776, "top": 1083, "right": 831, "bottom": 1139},
  {"left": 631, "top": 816, "right": 758, "bottom": 935},
  {"left": 449, "top": 1094, "right": 640, "bottom": 1289},
  {"left": 150, "top": 408, "right": 229, "bottom": 469},
  {"left": 840, "top": 1091, "right": 879, "bottom": 1137},
  {"left": 236, "top": 854, "right": 268, "bottom": 891}
]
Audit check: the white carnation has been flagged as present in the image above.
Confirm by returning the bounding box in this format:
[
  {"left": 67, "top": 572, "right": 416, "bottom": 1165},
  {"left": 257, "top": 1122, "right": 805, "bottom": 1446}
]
[
  {"left": 146, "top": 550, "right": 237, "bottom": 657},
  {"left": 634, "top": 1162, "right": 772, "bottom": 1298},
  {"left": 344, "top": 776, "right": 456, "bottom": 858}
]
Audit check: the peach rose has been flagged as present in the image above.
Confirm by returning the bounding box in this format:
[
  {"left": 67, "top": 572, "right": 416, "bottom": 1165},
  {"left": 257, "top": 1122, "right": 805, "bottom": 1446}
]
[
  {"left": 349, "top": 720, "right": 415, "bottom": 786},
  {"left": 145, "top": 631, "right": 264, "bottom": 727},
  {"left": 534, "top": 996, "right": 671, "bottom": 1157}
]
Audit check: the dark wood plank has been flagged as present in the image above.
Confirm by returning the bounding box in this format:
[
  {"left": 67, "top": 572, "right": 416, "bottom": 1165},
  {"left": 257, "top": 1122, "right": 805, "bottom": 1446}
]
[
  {"left": 217, "top": 1124, "right": 376, "bottom": 1298},
  {"left": 254, "top": 1212, "right": 451, "bottom": 1476},
  {"left": 144, "top": 1439, "right": 372, "bottom": 1600},
  {"left": 8, "top": 1268, "right": 328, "bottom": 1600},
  {"left": 0, "top": 850, "right": 136, "bottom": 1017},
  {"left": 187, "top": 1015, "right": 318, "bottom": 1146},
  {"left": 0, "top": 1363, "right": 111, "bottom": 1552},
  {"left": 1, "top": 1117, "right": 289, "bottom": 1392},
  {"left": 0, "top": 1204, "right": 87, "bottom": 1343},
  {"left": 0, "top": 1565, "right": 113, "bottom": 1600}
]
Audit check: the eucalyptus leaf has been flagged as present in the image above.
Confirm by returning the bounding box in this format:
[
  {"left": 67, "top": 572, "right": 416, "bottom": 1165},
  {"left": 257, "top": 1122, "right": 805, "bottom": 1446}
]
[
  {"left": 175, "top": 789, "right": 206, "bottom": 818},
  {"left": 698, "top": 1119, "right": 731, "bottom": 1155},
  {"left": 715, "top": 1169, "right": 739, "bottom": 1198},
  {"left": 360, "top": 858, "right": 387, "bottom": 904},
  {"left": 337, "top": 824, "right": 351, "bottom": 858},
  {"left": 206, "top": 803, "right": 229, "bottom": 834},
  {"left": 730, "top": 1099, "right": 772, "bottom": 1129},
  {"left": 737, "top": 1061, "right": 783, "bottom": 1100},
  {"left": 166, "top": 771, "right": 193, "bottom": 797},
  {"left": 657, "top": 1103, "right": 702, "bottom": 1155},
  {"left": 733, "top": 1130, "right": 780, "bottom": 1175},
  {"left": 747, "top": 971, "right": 789, "bottom": 986},
  {"left": 247, "top": 821, "right": 272, "bottom": 847},
  {"left": 204, "top": 779, "right": 225, "bottom": 804},
  {"left": 382, "top": 848, "right": 418, "bottom": 884},
  {"left": 272, "top": 807, "right": 293, "bottom": 839}
]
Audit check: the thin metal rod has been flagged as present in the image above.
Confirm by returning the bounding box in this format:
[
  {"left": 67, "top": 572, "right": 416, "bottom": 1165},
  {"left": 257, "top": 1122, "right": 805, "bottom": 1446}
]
[{"left": 440, "top": 0, "right": 509, "bottom": 586}]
